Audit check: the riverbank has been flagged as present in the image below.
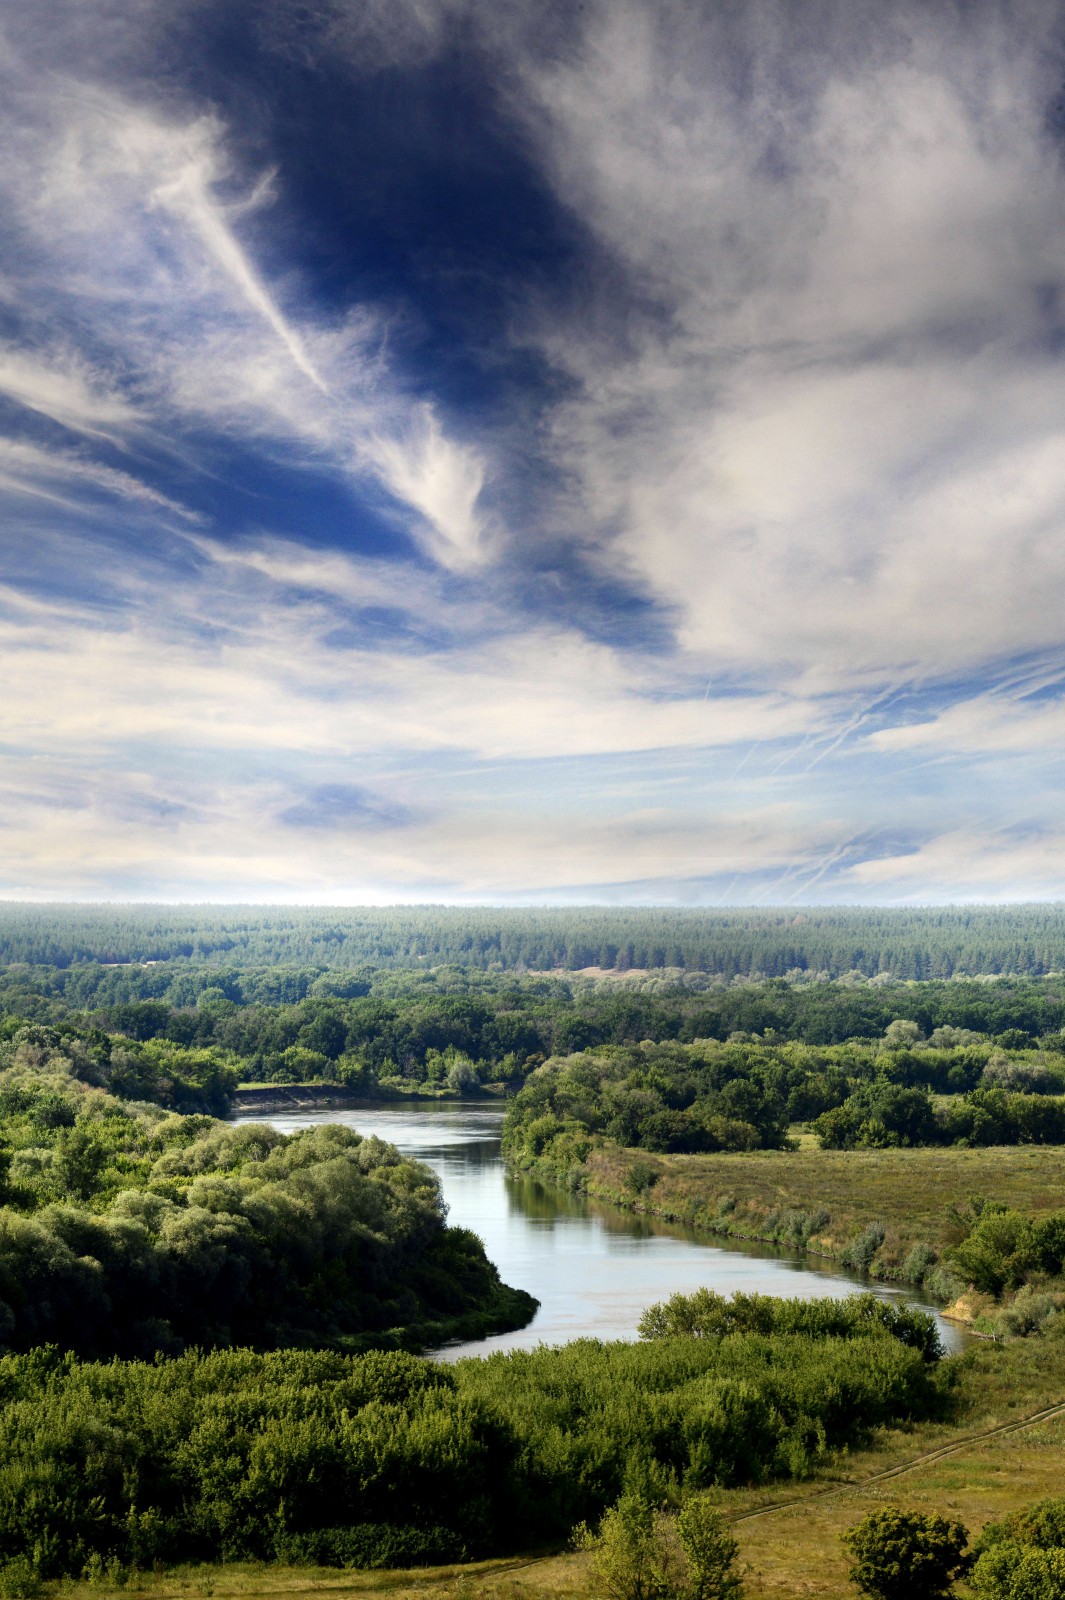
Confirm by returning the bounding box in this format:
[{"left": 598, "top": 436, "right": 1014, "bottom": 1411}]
[
  {"left": 507, "top": 1140, "right": 1065, "bottom": 1318},
  {"left": 231, "top": 1083, "right": 507, "bottom": 1113}
]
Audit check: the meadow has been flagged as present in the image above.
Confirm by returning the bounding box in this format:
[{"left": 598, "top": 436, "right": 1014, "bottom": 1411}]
[{"left": 574, "top": 1140, "right": 1065, "bottom": 1291}]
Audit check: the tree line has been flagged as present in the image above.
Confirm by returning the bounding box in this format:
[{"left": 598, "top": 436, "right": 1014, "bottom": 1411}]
[
  {"left": 6, "top": 902, "right": 1065, "bottom": 977},
  {"left": 6, "top": 965, "right": 1065, "bottom": 1101},
  {"left": 501, "top": 1032, "right": 1065, "bottom": 1178}
]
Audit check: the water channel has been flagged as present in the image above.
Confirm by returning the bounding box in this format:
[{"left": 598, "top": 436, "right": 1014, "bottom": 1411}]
[{"left": 236, "top": 1100, "right": 967, "bottom": 1359}]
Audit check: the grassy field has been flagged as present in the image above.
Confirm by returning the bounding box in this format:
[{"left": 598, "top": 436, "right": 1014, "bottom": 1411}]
[
  {"left": 573, "top": 1140, "right": 1065, "bottom": 1286},
  {"left": 61, "top": 1331, "right": 1065, "bottom": 1600}
]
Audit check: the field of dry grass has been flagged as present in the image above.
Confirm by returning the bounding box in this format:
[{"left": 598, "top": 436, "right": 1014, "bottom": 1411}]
[{"left": 577, "top": 1141, "right": 1065, "bottom": 1281}]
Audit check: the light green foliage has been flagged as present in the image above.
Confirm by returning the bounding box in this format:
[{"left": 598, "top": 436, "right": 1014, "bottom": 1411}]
[
  {"left": 637, "top": 1290, "right": 942, "bottom": 1362},
  {"left": 576, "top": 1493, "right": 673, "bottom": 1600},
  {"left": 675, "top": 1496, "right": 744, "bottom": 1599},
  {"left": 575, "top": 1491, "right": 743, "bottom": 1600},
  {"left": 842, "top": 1508, "right": 969, "bottom": 1600},
  {"left": 0, "top": 1314, "right": 947, "bottom": 1583},
  {"left": 971, "top": 1498, "right": 1065, "bottom": 1599}
]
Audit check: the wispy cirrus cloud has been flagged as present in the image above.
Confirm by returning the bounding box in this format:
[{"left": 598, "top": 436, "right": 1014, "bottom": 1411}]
[
  {"left": 0, "top": 74, "right": 489, "bottom": 568},
  {"left": 1, "top": 0, "right": 1065, "bottom": 902}
]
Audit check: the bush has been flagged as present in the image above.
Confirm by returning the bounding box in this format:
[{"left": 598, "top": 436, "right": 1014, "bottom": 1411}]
[
  {"left": 970, "top": 1497, "right": 1065, "bottom": 1599},
  {"left": 841, "top": 1223, "right": 887, "bottom": 1272},
  {"left": 575, "top": 1493, "right": 743, "bottom": 1600},
  {"left": 992, "top": 1286, "right": 1061, "bottom": 1340},
  {"left": 0, "top": 1559, "right": 41, "bottom": 1600},
  {"left": 902, "top": 1242, "right": 938, "bottom": 1284},
  {"left": 637, "top": 1291, "right": 942, "bottom": 1362},
  {"left": 842, "top": 1509, "right": 969, "bottom": 1600}
]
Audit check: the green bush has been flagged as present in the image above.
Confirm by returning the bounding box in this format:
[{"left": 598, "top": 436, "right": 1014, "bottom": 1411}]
[
  {"left": 840, "top": 1223, "right": 887, "bottom": 1272},
  {"left": 0, "top": 1062, "right": 535, "bottom": 1357},
  {"left": 970, "top": 1498, "right": 1065, "bottom": 1598},
  {"left": 575, "top": 1492, "right": 743, "bottom": 1600},
  {"left": 0, "top": 1313, "right": 950, "bottom": 1580},
  {"left": 637, "top": 1291, "right": 942, "bottom": 1362},
  {"left": 842, "top": 1509, "right": 969, "bottom": 1600}
]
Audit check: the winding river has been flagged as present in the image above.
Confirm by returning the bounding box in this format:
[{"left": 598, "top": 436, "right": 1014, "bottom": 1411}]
[{"left": 236, "top": 1100, "right": 967, "bottom": 1359}]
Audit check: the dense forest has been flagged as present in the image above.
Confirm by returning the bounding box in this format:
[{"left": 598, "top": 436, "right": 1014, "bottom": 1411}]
[
  {"left": 0, "top": 1297, "right": 949, "bottom": 1580},
  {"left": 6, "top": 902, "right": 1065, "bottom": 977},
  {"left": 500, "top": 1034, "right": 1065, "bottom": 1172},
  {"left": 0, "top": 1029, "right": 534, "bottom": 1358},
  {"left": 6, "top": 959, "right": 1065, "bottom": 1100}
]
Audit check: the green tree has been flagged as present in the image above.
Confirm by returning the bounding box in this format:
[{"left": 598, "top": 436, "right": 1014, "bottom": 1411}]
[
  {"left": 675, "top": 1496, "right": 743, "bottom": 1599},
  {"left": 970, "top": 1497, "right": 1065, "bottom": 1600},
  {"left": 842, "top": 1509, "right": 969, "bottom": 1600},
  {"left": 576, "top": 1493, "right": 743, "bottom": 1600},
  {"left": 576, "top": 1493, "right": 673, "bottom": 1600}
]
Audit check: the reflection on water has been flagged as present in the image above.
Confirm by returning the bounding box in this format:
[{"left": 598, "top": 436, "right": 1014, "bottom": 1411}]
[{"left": 236, "top": 1100, "right": 968, "bottom": 1360}]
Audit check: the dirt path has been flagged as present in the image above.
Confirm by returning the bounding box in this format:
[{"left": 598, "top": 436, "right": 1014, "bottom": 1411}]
[{"left": 731, "top": 1396, "right": 1065, "bottom": 1524}]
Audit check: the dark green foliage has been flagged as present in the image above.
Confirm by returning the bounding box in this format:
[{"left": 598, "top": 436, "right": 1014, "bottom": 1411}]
[
  {"left": 0, "top": 1043, "right": 535, "bottom": 1358},
  {"left": 0, "top": 1348, "right": 513, "bottom": 1576},
  {"left": 814, "top": 1086, "right": 940, "bottom": 1149},
  {"left": 6, "top": 940, "right": 1065, "bottom": 1107},
  {"left": 502, "top": 1043, "right": 792, "bottom": 1174},
  {"left": 637, "top": 1291, "right": 942, "bottom": 1361},
  {"left": 0, "top": 1318, "right": 949, "bottom": 1581},
  {"left": 8, "top": 902, "right": 1065, "bottom": 979},
  {"left": 504, "top": 1034, "right": 1065, "bottom": 1191},
  {"left": 842, "top": 1508, "right": 969, "bottom": 1599},
  {"left": 816, "top": 1085, "right": 1065, "bottom": 1151},
  {"left": 945, "top": 1201, "right": 1065, "bottom": 1297}
]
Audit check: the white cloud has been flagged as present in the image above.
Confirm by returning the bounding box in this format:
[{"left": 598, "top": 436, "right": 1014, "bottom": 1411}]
[
  {"left": 0, "top": 347, "right": 138, "bottom": 438},
  {"left": 368, "top": 406, "right": 487, "bottom": 569},
  {"left": 846, "top": 828, "right": 1065, "bottom": 902},
  {"left": 0, "top": 75, "right": 487, "bottom": 567},
  {"left": 0, "top": 532, "right": 814, "bottom": 762},
  {"left": 504, "top": 1, "right": 1065, "bottom": 688},
  {"left": 869, "top": 684, "right": 1065, "bottom": 757},
  {"left": 0, "top": 437, "right": 197, "bottom": 519}
]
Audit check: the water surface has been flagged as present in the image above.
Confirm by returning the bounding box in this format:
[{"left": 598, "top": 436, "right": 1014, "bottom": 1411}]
[{"left": 236, "top": 1100, "right": 967, "bottom": 1359}]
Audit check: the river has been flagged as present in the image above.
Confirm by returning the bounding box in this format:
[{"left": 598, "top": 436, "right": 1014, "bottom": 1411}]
[{"left": 235, "top": 1100, "right": 967, "bottom": 1359}]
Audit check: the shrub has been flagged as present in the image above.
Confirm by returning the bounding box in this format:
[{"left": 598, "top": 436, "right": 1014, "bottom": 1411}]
[
  {"left": 841, "top": 1223, "right": 887, "bottom": 1272},
  {"left": 970, "top": 1497, "right": 1065, "bottom": 1599},
  {"left": 575, "top": 1493, "right": 673, "bottom": 1600},
  {"left": 575, "top": 1493, "right": 743, "bottom": 1600},
  {"left": 627, "top": 1160, "right": 660, "bottom": 1195},
  {"left": 675, "top": 1496, "right": 744, "bottom": 1599},
  {"left": 902, "top": 1242, "right": 938, "bottom": 1284},
  {"left": 992, "top": 1286, "right": 1061, "bottom": 1340},
  {"left": 841, "top": 1509, "right": 969, "bottom": 1600}
]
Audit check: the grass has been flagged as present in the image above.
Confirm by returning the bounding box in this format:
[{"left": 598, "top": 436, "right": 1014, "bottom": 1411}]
[
  {"left": 59, "top": 1330, "right": 1065, "bottom": 1600},
  {"left": 575, "top": 1140, "right": 1065, "bottom": 1285}
]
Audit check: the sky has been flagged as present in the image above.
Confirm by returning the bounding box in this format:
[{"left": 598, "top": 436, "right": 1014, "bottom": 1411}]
[{"left": 4, "top": 0, "right": 1065, "bottom": 904}]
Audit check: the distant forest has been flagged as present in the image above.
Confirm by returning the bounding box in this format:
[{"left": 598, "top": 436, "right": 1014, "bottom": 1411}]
[{"left": 5, "top": 903, "right": 1065, "bottom": 978}]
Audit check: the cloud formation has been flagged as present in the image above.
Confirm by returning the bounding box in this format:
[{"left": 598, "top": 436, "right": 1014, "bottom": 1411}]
[{"left": 2, "top": 0, "right": 1065, "bottom": 901}]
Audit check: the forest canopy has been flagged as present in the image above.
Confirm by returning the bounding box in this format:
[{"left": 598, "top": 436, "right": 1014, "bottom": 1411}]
[
  {"left": 4, "top": 902, "right": 1065, "bottom": 978},
  {"left": 0, "top": 1303, "right": 950, "bottom": 1580},
  {"left": 0, "top": 1030, "right": 534, "bottom": 1358}
]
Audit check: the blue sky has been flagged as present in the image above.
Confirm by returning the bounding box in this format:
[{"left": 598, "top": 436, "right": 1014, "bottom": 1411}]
[{"left": 3, "top": 0, "right": 1065, "bottom": 902}]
